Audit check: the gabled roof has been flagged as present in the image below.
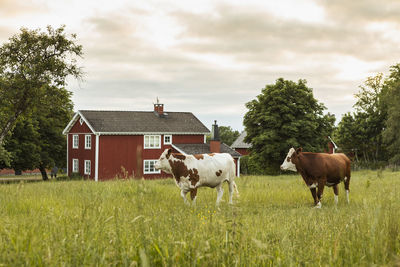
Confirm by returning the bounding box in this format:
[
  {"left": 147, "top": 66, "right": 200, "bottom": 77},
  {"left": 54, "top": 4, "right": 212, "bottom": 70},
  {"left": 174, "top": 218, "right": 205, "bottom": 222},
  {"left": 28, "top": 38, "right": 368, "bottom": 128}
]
[
  {"left": 172, "top": 143, "right": 242, "bottom": 158},
  {"left": 63, "top": 110, "right": 210, "bottom": 135},
  {"left": 231, "top": 131, "right": 251, "bottom": 149}
]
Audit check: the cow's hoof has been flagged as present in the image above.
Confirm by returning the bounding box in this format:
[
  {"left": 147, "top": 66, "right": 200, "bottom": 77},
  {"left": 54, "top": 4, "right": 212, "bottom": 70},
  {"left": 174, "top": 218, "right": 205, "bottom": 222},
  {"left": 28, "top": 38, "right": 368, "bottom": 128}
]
[{"left": 313, "top": 202, "right": 322, "bottom": 209}]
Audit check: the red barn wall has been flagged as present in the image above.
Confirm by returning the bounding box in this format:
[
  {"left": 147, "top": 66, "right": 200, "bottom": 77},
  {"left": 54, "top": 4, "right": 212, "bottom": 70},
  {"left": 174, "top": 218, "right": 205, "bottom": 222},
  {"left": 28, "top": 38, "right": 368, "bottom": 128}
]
[
  {"left": 68, "top": 120, "right": 96, "bottom": 179},
  {"left": 172, "top": 134, "right": 205, "bottom": 144},
  {"left": 98, "top": 134, "right": 205, "bottom": 180},
  {"left": 235, "top": 148, "right": 249, "bottom": 156}
]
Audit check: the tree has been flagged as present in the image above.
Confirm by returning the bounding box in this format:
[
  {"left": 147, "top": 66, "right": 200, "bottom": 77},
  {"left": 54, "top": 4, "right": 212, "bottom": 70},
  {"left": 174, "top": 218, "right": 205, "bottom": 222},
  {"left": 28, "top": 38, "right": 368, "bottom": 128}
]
[
  {"left": 2, "top": 86, "right": 73, "bottom": 180},
  {"left": 243, "top": 78, "right": 335, "bottom": 174},
  {"left": 334, "top": 73, "right": 388, "bottom": 164},
  {"left": 2, "top": 118, "right": 41, "bottom": 174},
  {"left": 219, "top": 126, "right": 240, "bottom": 146},
  {"left": 0, "top": 25, "right": 83, "bottom": 147},
  {"left": 383, "top": 64, "right": 400, "bottom": 164}
]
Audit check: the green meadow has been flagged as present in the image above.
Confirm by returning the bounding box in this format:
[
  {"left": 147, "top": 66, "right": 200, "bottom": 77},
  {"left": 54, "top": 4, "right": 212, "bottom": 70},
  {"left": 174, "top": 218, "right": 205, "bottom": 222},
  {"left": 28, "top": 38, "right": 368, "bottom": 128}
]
[{"left": 0, "top": 170, "right": 399, "bottom": 266}]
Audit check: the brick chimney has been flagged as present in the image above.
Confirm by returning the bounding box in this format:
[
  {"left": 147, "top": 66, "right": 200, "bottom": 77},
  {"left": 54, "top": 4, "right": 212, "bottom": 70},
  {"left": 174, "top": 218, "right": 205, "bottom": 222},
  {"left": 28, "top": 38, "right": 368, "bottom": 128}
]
[
  {"left": 210, "top": 120, "right": 221, "bottom": 153},
  {"left": 154, "top": 97, "right": 164, "bottom": 116}
]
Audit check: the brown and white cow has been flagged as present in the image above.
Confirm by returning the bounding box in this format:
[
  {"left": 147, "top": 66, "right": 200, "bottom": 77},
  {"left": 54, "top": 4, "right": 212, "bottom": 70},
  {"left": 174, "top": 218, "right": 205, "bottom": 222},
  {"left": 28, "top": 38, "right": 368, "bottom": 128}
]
[
  {"left": 280, "top": 147, "right": 351, "bottom": 208},
  {"left": 155, "top": 148, "right": 238, "bottom": 205}
]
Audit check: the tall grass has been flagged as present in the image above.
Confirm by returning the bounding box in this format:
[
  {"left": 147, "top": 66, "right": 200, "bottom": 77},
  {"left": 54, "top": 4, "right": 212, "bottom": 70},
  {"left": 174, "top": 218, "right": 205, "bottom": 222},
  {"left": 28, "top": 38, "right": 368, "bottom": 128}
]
[{"left": 0, "top": 170, "right": 399, "bottom": 266}]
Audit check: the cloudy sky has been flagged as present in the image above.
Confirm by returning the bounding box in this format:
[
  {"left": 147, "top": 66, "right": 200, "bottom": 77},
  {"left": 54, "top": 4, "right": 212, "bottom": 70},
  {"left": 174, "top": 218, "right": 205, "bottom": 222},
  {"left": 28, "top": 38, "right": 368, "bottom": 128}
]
[{"left": 1, "top": 0, "right": 400, "bottom": 131}]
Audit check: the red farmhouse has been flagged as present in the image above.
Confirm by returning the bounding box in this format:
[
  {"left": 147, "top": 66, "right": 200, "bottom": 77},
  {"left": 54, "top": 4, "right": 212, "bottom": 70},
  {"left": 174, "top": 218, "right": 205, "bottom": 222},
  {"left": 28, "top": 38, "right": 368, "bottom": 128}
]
[
  {"left": 63, "top": 103, "right": 241, "bottom": 181},
  {"left": 231, "top": 131, "right": 251, "bottom": 156}
]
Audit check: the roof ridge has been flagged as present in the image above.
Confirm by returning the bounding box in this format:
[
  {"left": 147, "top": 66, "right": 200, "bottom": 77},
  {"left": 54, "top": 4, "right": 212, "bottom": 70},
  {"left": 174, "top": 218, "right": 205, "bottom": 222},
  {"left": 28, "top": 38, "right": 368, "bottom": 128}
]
[{"left": 78, "top": 110, "right": 194, "bottom": 114}]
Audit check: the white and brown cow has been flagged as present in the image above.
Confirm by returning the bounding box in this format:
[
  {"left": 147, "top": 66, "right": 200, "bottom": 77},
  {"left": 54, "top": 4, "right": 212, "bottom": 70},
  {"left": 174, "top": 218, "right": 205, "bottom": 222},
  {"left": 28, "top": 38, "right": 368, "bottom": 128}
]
[
  {"left": 155, "top": 148, "right": 238, "bottom": 205},
  {"left": 280, "top": 147, "right": 351, "bottom": 208}
]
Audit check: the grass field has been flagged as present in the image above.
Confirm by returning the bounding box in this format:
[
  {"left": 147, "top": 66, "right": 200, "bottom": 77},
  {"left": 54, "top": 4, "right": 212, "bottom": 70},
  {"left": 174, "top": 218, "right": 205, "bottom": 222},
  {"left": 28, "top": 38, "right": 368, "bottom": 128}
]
[{"left": 0, "top": 170, "right": 399, "bottom": 266}]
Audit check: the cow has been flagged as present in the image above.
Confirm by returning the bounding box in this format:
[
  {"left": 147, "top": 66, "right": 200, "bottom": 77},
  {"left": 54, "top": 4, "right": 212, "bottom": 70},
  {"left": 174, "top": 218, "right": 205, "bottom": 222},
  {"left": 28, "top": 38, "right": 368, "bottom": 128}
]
[
  {"left": 155, "top": 148, "right": 238, "bottom": 205},
  {"left": 280, "top": 147, "right": 351, "bottom": 208}
]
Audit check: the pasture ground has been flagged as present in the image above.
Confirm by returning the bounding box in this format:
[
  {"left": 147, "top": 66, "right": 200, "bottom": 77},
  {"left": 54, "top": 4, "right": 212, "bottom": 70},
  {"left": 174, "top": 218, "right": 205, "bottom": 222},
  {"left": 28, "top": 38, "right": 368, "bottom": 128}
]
[{"left": 0, "top": 170, "right": 399, "bottom": 266}]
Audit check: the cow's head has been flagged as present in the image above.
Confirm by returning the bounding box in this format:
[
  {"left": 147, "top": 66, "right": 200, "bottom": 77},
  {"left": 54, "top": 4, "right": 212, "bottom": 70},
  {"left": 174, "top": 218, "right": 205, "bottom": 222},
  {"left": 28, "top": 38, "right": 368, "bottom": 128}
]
[
  {"left": 155, "top": 148, "right": 173, "bottom": 174},
  {"left": 280, "top": 147, "right": 301, "bottom": 172}
]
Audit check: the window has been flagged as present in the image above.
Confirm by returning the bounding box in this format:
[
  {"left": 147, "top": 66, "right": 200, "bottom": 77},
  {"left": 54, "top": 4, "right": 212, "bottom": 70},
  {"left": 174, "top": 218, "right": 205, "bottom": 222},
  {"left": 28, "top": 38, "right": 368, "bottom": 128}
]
[
  {"left": 164, "top": 135, "right": 172, "bottom": 145},
  {"left": 73, "top": 135, "right": 79, "bottom": 149},
  {"left": 84, "top": 160, "right": 91, "bottom": 175},
  {"left": 72, "top": 159, "right": 79, "bottom": 173},
  {"left": 144, "top": 135, "right": 161, "bottom": 149},
  {"left": 85, "top": 135, "right": 92, "bottom": 149},
  {"left": 79, "top": 118, "right": 83, "bottom": 125},
  {"left": 144, "top": 160, "right": 161, "bottom": 174}
]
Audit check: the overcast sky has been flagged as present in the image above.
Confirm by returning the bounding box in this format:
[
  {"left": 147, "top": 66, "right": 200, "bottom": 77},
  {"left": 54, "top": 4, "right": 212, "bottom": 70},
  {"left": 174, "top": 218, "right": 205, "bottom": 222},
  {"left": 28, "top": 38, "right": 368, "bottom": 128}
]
[{"left": 1, "top": 0, "right": 400, "bottom": 131}]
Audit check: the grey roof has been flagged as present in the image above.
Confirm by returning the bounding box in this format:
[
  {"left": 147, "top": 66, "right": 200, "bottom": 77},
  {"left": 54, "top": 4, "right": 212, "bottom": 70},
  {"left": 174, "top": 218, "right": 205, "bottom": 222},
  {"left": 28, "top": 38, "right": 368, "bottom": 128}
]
[
  {"left": 231, "top": 131, "right": 251, "bottom": 149},
  {"left": 173, "top": 143, "right": 242, "bottom": 158},
  {"left": 77, "top": 110, "right": 210, "bottom": 134}
]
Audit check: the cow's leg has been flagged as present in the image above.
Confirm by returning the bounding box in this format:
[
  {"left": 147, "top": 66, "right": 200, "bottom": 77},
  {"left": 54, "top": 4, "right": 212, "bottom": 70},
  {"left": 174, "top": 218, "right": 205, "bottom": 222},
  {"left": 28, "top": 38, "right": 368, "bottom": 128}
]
[
  {"left": 228, "top": 181, "right": 234, "bottom": 204},
  {"left": 180, "top": 190, "right": 189, "bottom": 205},
  {"left": 333, "top": 184, "right": 339, "bottom": 205},
  {"left": 316, "top": 180, "right": 326, "bottom": 208},
  {"left": 309, "top": 187, "right": 319, "bottom": 207},
  {"left": 344, "top": 175, "right": 351, "bottom": 203},
  {"left": 215, "top": 184, "right": 224, "bottom": 205},
  {"left": 233, "top": 181, "right": 239, "bottom": 196},
  {"left": 190, "top": 188, "right": 197, "bottom": 205}
]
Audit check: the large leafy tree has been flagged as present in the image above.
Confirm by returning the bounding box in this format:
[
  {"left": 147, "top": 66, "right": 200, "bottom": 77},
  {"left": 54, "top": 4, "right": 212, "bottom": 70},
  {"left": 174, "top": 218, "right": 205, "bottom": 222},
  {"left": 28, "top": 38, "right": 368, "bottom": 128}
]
[
  {"left": 2, "top": 86, "right": 73, "bottom": 180},
  {"left": 0, "top": 25, "right": 83, "bottom": 153},
  {"left": 334, "top": 73, "right": 388, "bottom": 163},
  {"left": 1, "top": 118, "right": 41, "bottom": 173},
  {"left": 383, "top": 64, "right": 400, "bottom": 164},
  {"left": 243, "top": 78, "right": 335, "bottom": 174}
]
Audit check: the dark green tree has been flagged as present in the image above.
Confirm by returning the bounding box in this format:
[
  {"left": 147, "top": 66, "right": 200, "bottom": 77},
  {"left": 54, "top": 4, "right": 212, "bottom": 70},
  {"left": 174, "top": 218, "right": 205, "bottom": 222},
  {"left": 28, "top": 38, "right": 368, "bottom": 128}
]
[
  {"left": 2, "top": 118, "right": 41, "bottom": 174},
  {"left": 243, "top": 78, "right": 335, "bottom": 174},
  {"left": 0, "top": 25, "right": 83, "bottom": 149},
  {"left": 2, "top": 86, "right": 74, "bottom": 180},
  {"left": 334, "top": 73, "right": 388, "bottom": 163},
  {"left": 383, "top": 64, "right": 400, "bottom": 164},
  {"left": 219, "top": 126, "right": 240, "bottom": 146}
]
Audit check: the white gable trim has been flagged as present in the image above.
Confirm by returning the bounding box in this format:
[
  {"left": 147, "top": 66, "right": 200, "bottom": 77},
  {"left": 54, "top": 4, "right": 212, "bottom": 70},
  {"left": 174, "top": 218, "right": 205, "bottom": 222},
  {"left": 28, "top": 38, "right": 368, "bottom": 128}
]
[
  {"left": 171, "top": 144, "right": 187, "bottom": 155},
  {"left": 62, "top": 111, "right": 97, "bottom": 135}
]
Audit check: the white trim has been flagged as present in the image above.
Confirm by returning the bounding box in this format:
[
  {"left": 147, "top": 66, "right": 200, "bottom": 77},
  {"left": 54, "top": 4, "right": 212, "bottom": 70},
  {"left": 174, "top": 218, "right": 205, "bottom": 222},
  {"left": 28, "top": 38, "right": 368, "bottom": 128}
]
[
  {"left": 72, "top": 134, "right": 79, "bottom": 149},
  {"left": 66, "top": 134, "right": 69, "bottom": 176},
  {"left": 95, "top": 134, "right": 99, "bottom": 182},
  {"left": 143, "top": 160, "right": 161, "bottom": 174},
  {"left": 171, "top": 144, "right": 187, "bottom": 155},
  {"left": 84, "top": 160, "right": 91, "bottom": 175},
  {"left": 85, "top": 134, "right": 92, "bottom": 149},
  {"left": 328, "top": 136, "right": 338, "bottom": 153},
  {"left": 164, "top": 135, "right": 172, "bottom": 145},
  {"left": 204, "top": 135, "right": 207, "bottom": 144},
  {"left": 63, "top": 112, "right": 80, "bottom": 135},
  {"left": 144, "top": 135, "right": 161, "bottom": 149},
  {"left": 62, "top": 111, "right": 97, "bottom": 135},
  {"left": 237, "top": 157, "right": 241, "bottom": 177}
]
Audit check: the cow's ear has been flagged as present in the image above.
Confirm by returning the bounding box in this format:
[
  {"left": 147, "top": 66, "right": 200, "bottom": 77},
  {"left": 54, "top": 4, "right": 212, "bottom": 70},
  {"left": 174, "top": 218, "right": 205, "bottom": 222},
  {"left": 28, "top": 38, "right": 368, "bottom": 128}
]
[
  {"left": 167, "top": 148, "right": 172, "bottom": 158},
  {"left": 296, "top": 147, "right": 302, "bottom": 154}
]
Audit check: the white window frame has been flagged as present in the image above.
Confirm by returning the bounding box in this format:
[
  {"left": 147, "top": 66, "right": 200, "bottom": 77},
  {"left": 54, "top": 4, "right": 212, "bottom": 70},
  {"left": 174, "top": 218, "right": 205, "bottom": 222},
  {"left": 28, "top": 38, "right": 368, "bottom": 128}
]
[
  {"left": 85, "top": 135, "right": 92, "bottom": 149},
  {"left": 72, "top": 134, "right": 79, "bottom": 149},
  {"left": 144, "top": 135, "right": 161, "bottom": 149},
  {"left": 143, "top": 160, "right": 161, "bottom": 174},
  {"left": 84, "top": 160, "right": 91, "bottom": 175},
  {"left": 79, "top": 118, "right": 83, "bottom": 125},
  {"left": 164, "top": 135, "right": 172, "bottom": 145},
  {"left": 72, "top": 159, "right": 79, "bottom": 173}
]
